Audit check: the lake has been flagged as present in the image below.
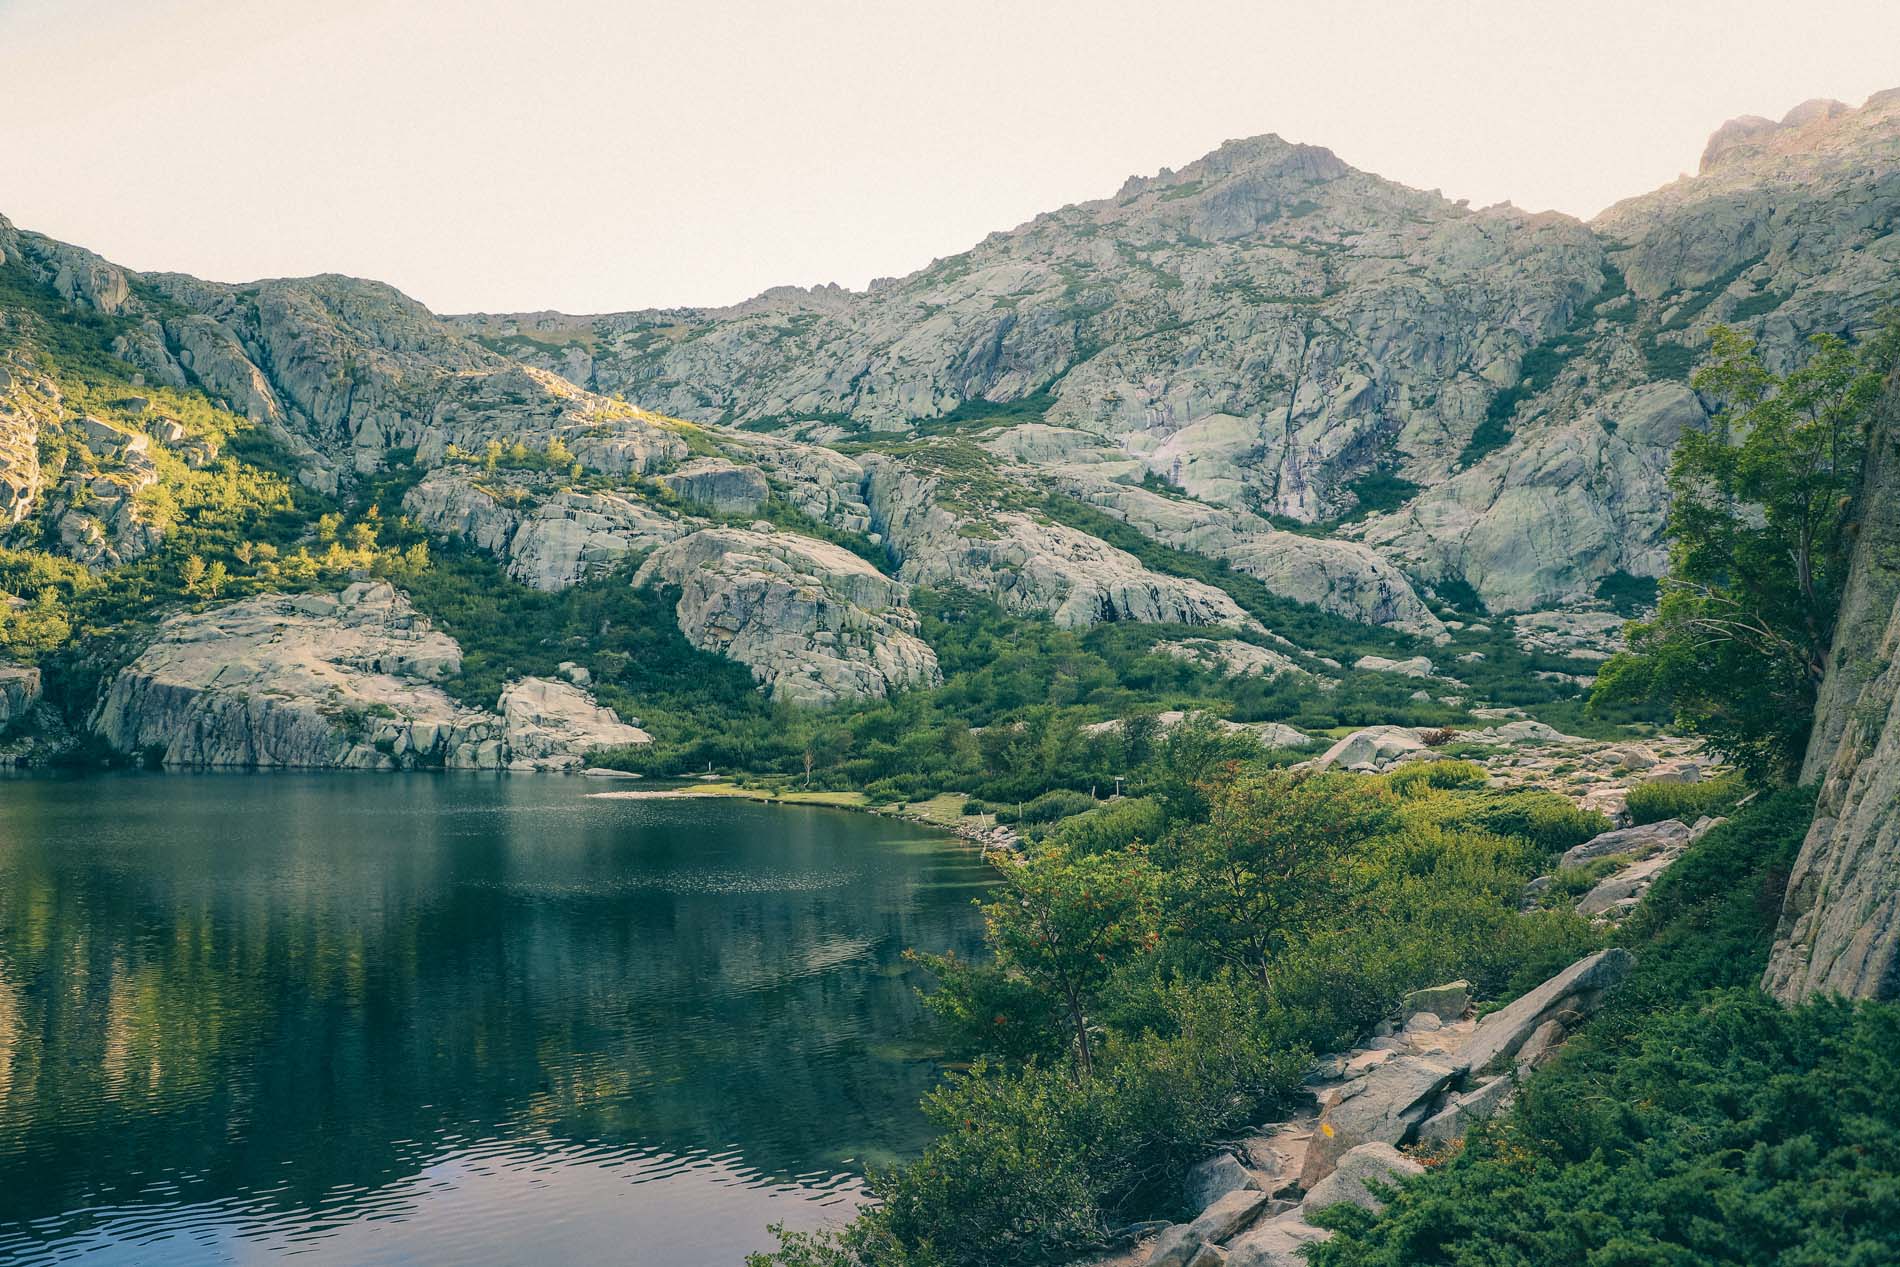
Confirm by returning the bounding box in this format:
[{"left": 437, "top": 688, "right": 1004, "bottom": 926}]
[{"left": 0, "top": 773, "right": 994, "bottom": 1265}]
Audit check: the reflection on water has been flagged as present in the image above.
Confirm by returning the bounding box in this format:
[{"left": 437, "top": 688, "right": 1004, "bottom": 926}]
[{"left": 0, "top": 773, "right": 993, "bottom": 1265}]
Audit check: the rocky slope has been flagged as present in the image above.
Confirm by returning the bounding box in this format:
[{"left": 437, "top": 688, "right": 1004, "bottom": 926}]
[
  {"left": 7, "top": 90, "right": 1900, "bottom": 762},
  {"left": 1764, "top": 368, "right": 1900, "bottom": 1003},
  {"left": 93, "top": 581, "right": 648, "bottom": 770},
  {"left": 461, "top": 90, "right": 1900, "bottom": 620}
]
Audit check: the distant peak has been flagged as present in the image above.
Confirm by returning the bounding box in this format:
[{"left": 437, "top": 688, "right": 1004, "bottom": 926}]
[
  {"left": 1699, "top": 114, "right": 1781, "bottom": 172},
  {"left": 1114, "top": 133, "right": 1348, "bottom": 203},
  {"left": 1699, "top": 89, "right": 1893, "bottom": 173}
]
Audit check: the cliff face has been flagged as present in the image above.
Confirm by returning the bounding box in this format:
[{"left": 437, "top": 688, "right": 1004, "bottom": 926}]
[{"left": 1763, "top": 373, "right": 1900, "bottom": 1002}]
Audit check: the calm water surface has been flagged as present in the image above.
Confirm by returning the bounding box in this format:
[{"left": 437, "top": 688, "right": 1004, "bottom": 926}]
[{"left": 0, "top": 773, "right": 994, "bottom": 1265}]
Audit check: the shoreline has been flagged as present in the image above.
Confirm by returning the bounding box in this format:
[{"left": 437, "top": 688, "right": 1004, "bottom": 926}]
[{"left": 586, "top": 782, "right": 1021, "bottom": 853}]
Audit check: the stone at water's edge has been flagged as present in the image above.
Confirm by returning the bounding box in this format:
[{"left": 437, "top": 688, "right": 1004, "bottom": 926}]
[
  {"left": 0, "top": 664, "right": 41, "bottom": 725},
  {"left": 90, "top": 582, "right": 647, "bottom": 770}
]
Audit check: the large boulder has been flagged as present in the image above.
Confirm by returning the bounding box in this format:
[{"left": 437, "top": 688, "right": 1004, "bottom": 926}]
[
  {"left": 1313, "top": 726, "right": 1427, "bottom": 771},
  {"left": 1225, "top": 1212, "right": 1332, "bottom": 1267},
  {"left": 1299, "top": 1142, "right": 1423, "bottom": 1216},
  {"left": 0, "top": 664, "right": 42, "bottom": 726},
  {"left": 1299, "top": 1056, "right": 1457, "bottom": 1186},
  {"left": 1454, "top": 949, "right": 1633, "bottom": 1075},
  {"left": 1184, "top": 1153, "right": 1260, "bottom": 1213},
  {"left": 1559, "top": 819, "right": 1690, "bottom": 868},
  {"left": 1146, "top": 1189, "right": 1271, "bottom": 1267},
  {"left": 497, "top": 677, "right": 650, "bottom": 770},
  {"left": 1414, "top": 1073, "right": 1515, "bottom": 1145}
]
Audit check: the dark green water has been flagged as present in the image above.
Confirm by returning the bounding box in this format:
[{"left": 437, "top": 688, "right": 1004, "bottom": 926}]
[{"left": 0, "top": 773, "right": 993, "bottom": 1265}]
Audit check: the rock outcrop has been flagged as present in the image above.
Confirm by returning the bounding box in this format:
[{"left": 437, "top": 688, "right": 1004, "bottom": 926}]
[
  {"left": 1765, "top": 372, "right": 1900, "bottom": 1002},
  {"left": 0, "top": 663, "right": 41, "bottom": 726},
  {"left": 634, "top": 526, "right": 941, "bottom": 705},
  {"left": 403, "top": 468, "right": 686, "bottom": 591},
  {"left": 92, "top": 582, "right": 647, "bottom": 770},
  {"left": 863, "top": 460, "right": 1251, "bottom": 630}
]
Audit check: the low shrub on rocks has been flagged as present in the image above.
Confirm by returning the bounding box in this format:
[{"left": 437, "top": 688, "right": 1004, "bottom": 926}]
[
  {"left": 1622, "top": 771, "right": 1745, "bottom": 825},
  {"left": 1306, "top": 790, "right": 1900, "bottom": 1267}
]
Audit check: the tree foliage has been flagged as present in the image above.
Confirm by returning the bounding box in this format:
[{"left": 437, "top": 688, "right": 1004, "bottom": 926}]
[{"left": 1595, "top": 320, "right": 1900, "bottom": 782}]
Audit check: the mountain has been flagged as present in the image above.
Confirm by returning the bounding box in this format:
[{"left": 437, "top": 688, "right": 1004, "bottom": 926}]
[
  {"left": 457, "top": 90, "right": 1900, "bottom": 616},
  {"left": 4, "top": 90, "right": 1900, "bottom": 772}
]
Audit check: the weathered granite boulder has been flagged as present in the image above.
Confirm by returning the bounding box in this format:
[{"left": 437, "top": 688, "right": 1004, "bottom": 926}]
[
  {"left": 1154, "top": 638, "right": 1305, "bottom": 680},
  {"left": 1224, "top": 1212, "right": 1332, "bottom": 1267},
  {"left": 1414, "top": 1073, "right": 1514, "bottom": 1145},
  {"left": 635, "top": 526, "right": 940, "bottom": 705},
  {"left": 497, "top": 677, "right": 650, "bottom": 770},
  {"left": 0, "top": 664, "right": 42, "bottom": 726},
  {"left": 1313, "top": 726, "right": 1426, "bottom": 771},
  {"left": 1559, "top": 819, "right": 1690, "bottom": 868},
  {"left": 1146, "top": 1190, "right": 1270, "bottom": 1266},
  {"left": 1354, "top": 655, "right": 1434, "bottom": 678},
  {"left": 1299, "top": 1055, "right": 1457, "bottom": 1186},
  {"left": 1184, "top": 1153, "right": 1260, "bottom": 1213},
  {"left": 1576, "top": 849, "right": 1682, "bottom": 918},
  {"left": 1299, "top": 1142, "right": 1423, "bottom": 1216},
  {"left": 1455, "top": 948, "right": 1633, "bottom": 1075},
  {"left": 1401, "top": 981, "right": 1470, "bottom": 1022}
]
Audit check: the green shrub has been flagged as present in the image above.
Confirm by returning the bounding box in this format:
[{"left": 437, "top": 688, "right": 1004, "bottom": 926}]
[
  {"left": 1043, "top": 796, "right": 1167, "bottom": 855},
  {"left": 1623, "top": 772, "right": 1746, "bottom": 825},
  {"left": 1312, "top": 991, "right": 1900, "bottom": 1267},
  {"left": 1399, "top": 788, "right": 1610, "bottom": 855},
  {"left": 1310, "top": 790, "right": 1838, "bottom": 1267},
  {"left": 773, "top": 977, "right": 1310, "bottom": 1267},
  {"left": 994, "top": 787, "right": 1099, "bottom": 825},
  {"left": 1385, "top": 760, "right": 1487, "bottom": 797}
]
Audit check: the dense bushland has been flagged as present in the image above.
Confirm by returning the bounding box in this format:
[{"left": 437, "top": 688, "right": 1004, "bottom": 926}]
[{"left": 748, "top": 745, "right": 1607, "bottom": 1267}]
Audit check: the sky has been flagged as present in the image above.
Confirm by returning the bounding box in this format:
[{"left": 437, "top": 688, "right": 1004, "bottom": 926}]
[{"left": 3, "top": 0, "right": 1898, "bottom": 316}]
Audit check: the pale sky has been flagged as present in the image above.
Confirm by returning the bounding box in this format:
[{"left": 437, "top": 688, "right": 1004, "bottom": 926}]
[{"left": 3, "top": 0, "right": 1898, "bottom": 315}]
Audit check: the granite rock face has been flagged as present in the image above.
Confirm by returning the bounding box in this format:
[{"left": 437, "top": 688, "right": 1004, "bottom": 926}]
[
  {"left": 0, "top": 664, "right": 41, "bottom": 725},
  {"left": 634, "top": 526, "right": 940, "bottom": 705},
  {"left": 91, "top": 582, "right": 647, "bottom": 770},
  {"left": 662, "top": 459, "right": 769, "bottom": 514},
  {"left": 457, "top": 135, "right": 1606, "bottom": 534},
  {"left": 1765, "top": 373, "right": 1900, "bottom": 1002},
  {"left": 863, "top": 458, "right": 1252, "bottom": 630},
  {"left": 403, "top": 468, "right": 687, "bottom": 591}
]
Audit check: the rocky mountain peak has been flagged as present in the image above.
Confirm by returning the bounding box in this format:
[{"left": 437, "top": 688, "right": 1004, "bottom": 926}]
[{"left": 1695, "top": 88, "right": 1896, "bottom": 174}]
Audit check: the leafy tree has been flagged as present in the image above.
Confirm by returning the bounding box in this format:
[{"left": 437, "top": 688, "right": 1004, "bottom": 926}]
[
  {"left": 983, "top": 848, "right": 1160, "bottom": 1075},
  {"left": 1158, "top": 770, "right": 1397, "bottom": 984},
  {"left": 1595, "top": 319, "right": 1900, "bottom": 783},
  {"left": 179, "top": 554, "right": 207, "bottom": 594}
]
